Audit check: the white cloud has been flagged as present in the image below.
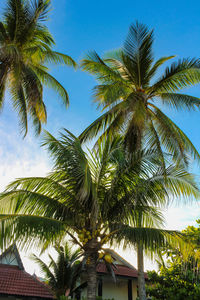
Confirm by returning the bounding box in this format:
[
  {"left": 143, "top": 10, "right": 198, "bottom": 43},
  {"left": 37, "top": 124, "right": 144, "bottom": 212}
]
[
  {"left": 0, "top": 128, "right": 52, "bottom": 274},
  {"left": 0, "top": 129, "right": 50, "bottom": 192},
  {"left": 164, "top": 204, "right": 200, "bottom": 230}
]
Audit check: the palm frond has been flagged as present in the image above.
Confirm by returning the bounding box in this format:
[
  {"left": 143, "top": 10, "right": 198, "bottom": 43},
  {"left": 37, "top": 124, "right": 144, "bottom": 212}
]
[
  {"left": 150, "top": 104, "right": 200, "bottom": 164},
  {"left": 0, "top": 189, "right": 74, "bottom": 221},
  {"left": 43, "top": 51, "right": 77, "bottom": 68},
  {"left": 42, "top": 130, "right": 93, "bottom": 206},
  {"left": 29, "top": 0, "right": 51, "bottom": 22},
  {"left": 93, "top": 82, "right": 130, "bottom": 109},
  {"left": 9, "top": 82, "right": 28, "bottom": 137},
  {"left": 151, "top": 58, "right": 200, "bottom": 93},
  {"left": 0, "top": 64, "right": 8, "bottom": 111},
  {"left": 123, "top": 21, "right": 154, "bottom": 87},
  {"left": 4, "top": 0, "right": 27, "bottom": 41},
  {"left": 116, "top": 224, "right": 182, "bottom": 252},
  {"left": 0, "top": 214, "right": 65, "bottom": 250},
  {"left": 159, "top": 93, "right": 200, "bottom": 111},
  {"left": 81, "top": 51, "right": 126, "bottom": 84},
  {"left": 79, "top": 101, "right": 125, "bottom": 143},
  {"left": 147, "top": 56, "right": 175, "bottom": 80},
  {"left": 31, "top": 253, "right": 56, "bottom": 283},
  {"left": 150, "top": 164, "right": 200, "bottom": 202},
  {"left": 34, "top": 66, "right": 69, "bottom": 107}
]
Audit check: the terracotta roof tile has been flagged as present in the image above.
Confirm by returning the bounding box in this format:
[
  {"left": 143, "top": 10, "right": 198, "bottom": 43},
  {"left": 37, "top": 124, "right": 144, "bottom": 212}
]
[
  {"left": 97, "top": 263, "right": 148, "bottom": 279},
  {"left": 0, "top": 264, "right": 54, "bottom": 298}
]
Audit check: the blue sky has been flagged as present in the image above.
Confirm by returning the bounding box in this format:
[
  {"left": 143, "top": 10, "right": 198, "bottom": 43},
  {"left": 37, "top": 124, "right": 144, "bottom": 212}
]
[{"left": 1, "top": 0, "right": 200, "bottom": 271}]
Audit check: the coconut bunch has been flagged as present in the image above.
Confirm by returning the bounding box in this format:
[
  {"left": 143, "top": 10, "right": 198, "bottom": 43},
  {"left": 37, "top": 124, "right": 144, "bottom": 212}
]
[
  {"left": 77, "top": 227, "right": 110, "bottom": 246},
  {"left": 98, "top": 251, "right": 113, "bottom": 263}
]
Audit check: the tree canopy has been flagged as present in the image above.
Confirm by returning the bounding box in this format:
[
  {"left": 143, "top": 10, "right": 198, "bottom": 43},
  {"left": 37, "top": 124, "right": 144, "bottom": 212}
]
[
  {"left": 147, "top": 220, "right": 200, "bottom": 300},
  {"left": 0, "top": 0, "right": 76, "bottom": 135},
  {"left": 0, "top": 130, "right": 199, "bottom": 300},
  {"left": 80, "top": 22, "right": 200, "bottom": 166}
]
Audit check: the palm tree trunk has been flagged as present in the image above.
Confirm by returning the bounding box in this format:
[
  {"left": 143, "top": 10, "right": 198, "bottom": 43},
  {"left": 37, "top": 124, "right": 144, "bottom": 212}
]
[
  {"left": 137, "top": 242, "right": 146, "bottom": 300},
  {"left": 86, "top": 254, "right": 97, "bottom": 300}
]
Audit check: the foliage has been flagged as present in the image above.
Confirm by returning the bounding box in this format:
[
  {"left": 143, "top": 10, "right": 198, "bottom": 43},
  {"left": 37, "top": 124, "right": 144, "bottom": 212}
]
[
  {"left": 80, "top": 21, "right": 200, "bottom": 164},
  {"left": 80, "top": 20, "right": 200, "bottom": 300},
  {"left": 147, "top": 220, "right": 200, "bottom": 300},
  {"left": 58, "top": 298, "right": 115, "bottom": 300},
  {"left": 0, "top": 131, "right": 197, "bottom": 251},
  {"left": 31, "top": 243, "right": 82, "bottom": 298},
  {"left": 0, "top": 0, "right": 76, "bottom": 135},
  {"left": 0, "top": 130, "right": 198, "bottom": 299},
  {"left": 147, "top": 263, "right": 200, "bottom": 300}
]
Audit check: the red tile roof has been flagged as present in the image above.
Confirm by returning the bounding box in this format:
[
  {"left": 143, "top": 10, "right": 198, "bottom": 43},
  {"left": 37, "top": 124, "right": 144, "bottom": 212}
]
[
  {"left": 97, "top": 263, "right": 148, "bottom": 279},
  {"left": 0, "top": 264, "right": 54, "bottom": 298}
]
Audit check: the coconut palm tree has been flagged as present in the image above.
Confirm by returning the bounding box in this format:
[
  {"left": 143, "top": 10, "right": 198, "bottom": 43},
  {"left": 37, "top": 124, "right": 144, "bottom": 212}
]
[
  {"left": 32, "top": 243, "right": 82, "bottom": 298},
  {"left": 0, "top": 130, "right": 198, "bottom": 300},
  {"left": 0, "top": 0, "right": 76, "bottom": 135},
  {"left": 80, "top": 23, "right": 200, "bottom": 299},
  {"left": 80, "top": 21, "right": 200, "bottom": 166},
  {"left": 109, "top": 147, "right": 199, "bottom": 300}
]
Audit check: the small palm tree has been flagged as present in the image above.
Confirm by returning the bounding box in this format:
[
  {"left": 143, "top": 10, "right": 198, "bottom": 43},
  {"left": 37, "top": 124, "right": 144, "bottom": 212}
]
[
  {"left": 0, "top": 131, "right": 198, "bottom": 300},
  {"left": 32, "top": 243, "right": 82, "bottom": 298},
  {"left": 80, "top": 21, "right": 200, "bottom": 165},
  {"left": 0, "top": 0, "right": 76, "bottom": 135}
]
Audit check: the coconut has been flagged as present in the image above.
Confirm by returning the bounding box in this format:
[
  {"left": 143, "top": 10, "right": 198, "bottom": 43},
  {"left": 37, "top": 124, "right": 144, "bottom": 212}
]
[
  {"left": 104, "top": 254, "right": 113, "bottom": 263},
  {"left": 98, "top": 252, "right": 104, "bottom": 259}
]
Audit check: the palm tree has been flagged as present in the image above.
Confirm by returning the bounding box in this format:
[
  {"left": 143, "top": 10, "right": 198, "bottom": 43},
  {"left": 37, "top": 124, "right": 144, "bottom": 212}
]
[
  {"left": 80, "top": 21, "right": 200, "bottom": 165},
  {"left": 0, "top": 131, "right": 198, "bottom": 300},
  {"left": 80, "top": 23, "right": 200, "bottom": 299},
  {"left": 117, "top": 206, "right": 165, "bottom": 300},
  {"left": 110, "top": 148, "right": 199, "bottom": 300},
  {"left": 32, "top": 243, "right": 82, "bottom": 298},
  {"left": 0, "top": 0, "right": 76, "bottom": 135}
]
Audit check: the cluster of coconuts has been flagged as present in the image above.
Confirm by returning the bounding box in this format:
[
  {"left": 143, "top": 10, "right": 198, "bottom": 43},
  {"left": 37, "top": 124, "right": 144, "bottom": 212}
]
[
  {"left": 77, "top": 228, "right": 109, "bottom": 245},
  {"left": 86, "top": 252, "right": 113, "bottom": 265},
  {"left": 98, "top": 251, "right": 113, "bottom": 263},
  {"left": 78, "top": 229, "right": 91, "bottom": 244},
  {"left": 78, "top": 228, "right": 113, "bottom": 264}
]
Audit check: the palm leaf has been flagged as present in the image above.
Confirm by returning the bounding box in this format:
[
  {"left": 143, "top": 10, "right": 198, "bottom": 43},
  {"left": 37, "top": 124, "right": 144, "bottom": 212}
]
[
  {"left": 123, "top": 21, "right": 154, "bottom": 87},
  {"left": 151, "top": 58, "right": 200, "bottom": 93},
  {"left": 116, "top": 224, "right": 182, "bottom": 252},
  {"left": 147, "top": 56, "right": 175, "bottom": 80},
  {"left": 150, "top": 105, "right": 200, "bottom": 164},
  {"left": 0, "top": 214, "right": 66, "bottom": 250},
  {"left": 159, "top": 93, "right": 200, "bottom": 111},
  {"left": 31, "top": 253, "right": 56, "bottom": 283},
  {"left": 43, "top": 51, "right": 77, "bottom": 68},
  {"left": 33, "top": 66, "right": 69, "bottom": 107}
]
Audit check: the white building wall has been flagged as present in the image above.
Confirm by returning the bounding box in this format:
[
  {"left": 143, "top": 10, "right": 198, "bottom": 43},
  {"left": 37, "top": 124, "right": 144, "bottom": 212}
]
[
  {"left": 132, "top": 279, "right": 138, "bottom": 300},
  {"left": 79, "top": 277, "right": 138, "bottom": 300},
  {"left": 102, "top": 278, "right": 128, "bottom": 300}
]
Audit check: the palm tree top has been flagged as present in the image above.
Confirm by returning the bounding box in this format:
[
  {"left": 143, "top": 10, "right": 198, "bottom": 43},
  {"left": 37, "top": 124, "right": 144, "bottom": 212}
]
[
  {"left": 0, "top": 129, "right": 199, "bottom": 251},
  {"left": 80, "top": 22, "right": 200, "bottom": 165},
  {"left": 0, "top": 0, "right": 76, "bottom": 136}
]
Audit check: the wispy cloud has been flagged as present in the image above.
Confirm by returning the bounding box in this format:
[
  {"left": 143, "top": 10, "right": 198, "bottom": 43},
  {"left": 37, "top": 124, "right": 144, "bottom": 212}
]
[{"left": 0, "top": 127, "right": 50, "bottom": 192}]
